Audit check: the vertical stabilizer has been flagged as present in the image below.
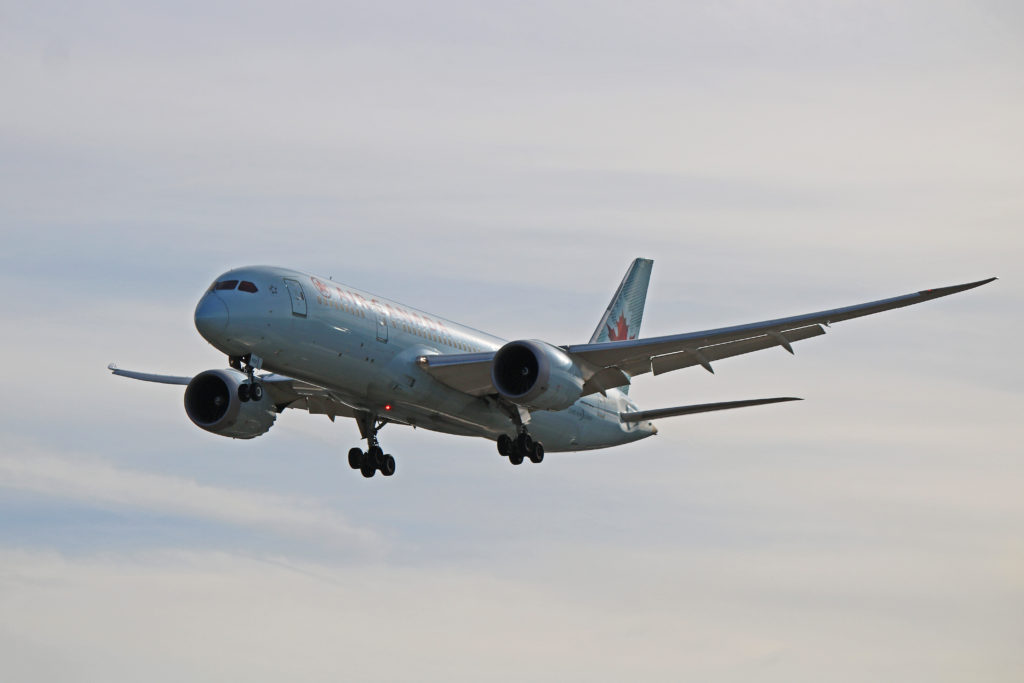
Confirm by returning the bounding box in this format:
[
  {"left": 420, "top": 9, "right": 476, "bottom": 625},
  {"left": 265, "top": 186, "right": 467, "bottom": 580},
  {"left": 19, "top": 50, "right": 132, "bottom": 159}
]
[{"left": 590, "top": 258, "right": 654, "bottom": 346}]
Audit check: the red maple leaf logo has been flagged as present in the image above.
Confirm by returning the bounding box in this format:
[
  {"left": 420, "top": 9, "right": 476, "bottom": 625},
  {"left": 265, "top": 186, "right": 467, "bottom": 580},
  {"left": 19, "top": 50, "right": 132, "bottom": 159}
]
[{"left": 606, "top": 313, "right": 634, "bottom": 341}]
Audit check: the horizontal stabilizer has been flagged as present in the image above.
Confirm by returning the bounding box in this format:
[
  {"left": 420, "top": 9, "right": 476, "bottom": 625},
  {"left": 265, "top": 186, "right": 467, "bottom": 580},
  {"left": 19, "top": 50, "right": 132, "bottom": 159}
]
[{"left": 620, "top": 396, "right": 802, "bottom": 422}]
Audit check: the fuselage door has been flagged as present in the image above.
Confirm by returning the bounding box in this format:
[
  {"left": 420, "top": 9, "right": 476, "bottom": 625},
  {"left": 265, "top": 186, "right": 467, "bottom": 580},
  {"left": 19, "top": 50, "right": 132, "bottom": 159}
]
[
  {"left": 374, "top": 304, "right": 389, "bottom": 343},
  {"left": 283, "top": 279, "right": 307, "bottom": 317}
]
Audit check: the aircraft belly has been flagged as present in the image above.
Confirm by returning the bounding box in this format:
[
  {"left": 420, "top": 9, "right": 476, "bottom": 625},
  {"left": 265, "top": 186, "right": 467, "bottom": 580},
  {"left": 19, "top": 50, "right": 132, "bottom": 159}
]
[{"left": 252, "top": 308, "right": 649, "bottom": 453}]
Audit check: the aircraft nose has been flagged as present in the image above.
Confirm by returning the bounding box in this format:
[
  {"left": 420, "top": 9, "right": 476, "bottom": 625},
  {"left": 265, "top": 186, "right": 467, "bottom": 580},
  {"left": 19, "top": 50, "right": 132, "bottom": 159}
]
[{"left": 194, "top": 291, "right": 229, "bottom": 340}]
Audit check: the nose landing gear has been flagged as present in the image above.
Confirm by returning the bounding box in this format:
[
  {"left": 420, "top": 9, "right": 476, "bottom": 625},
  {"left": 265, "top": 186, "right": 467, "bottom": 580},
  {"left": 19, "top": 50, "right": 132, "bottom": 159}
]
[
  {"left": 237, "top": 382, "right": 264, "bottom": 402},
  {"left": 230, "top": 354, "right": 264, "bottom": 402}
]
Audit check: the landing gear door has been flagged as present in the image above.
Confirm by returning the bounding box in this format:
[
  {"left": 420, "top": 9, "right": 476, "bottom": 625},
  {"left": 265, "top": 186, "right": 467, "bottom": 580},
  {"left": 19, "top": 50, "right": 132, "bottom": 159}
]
[
  {"left": 283, "top": 279, "right": 307, "bottom": 317},
  {"left": 374, "top": 304, "right": 389, "bottom": 343}
]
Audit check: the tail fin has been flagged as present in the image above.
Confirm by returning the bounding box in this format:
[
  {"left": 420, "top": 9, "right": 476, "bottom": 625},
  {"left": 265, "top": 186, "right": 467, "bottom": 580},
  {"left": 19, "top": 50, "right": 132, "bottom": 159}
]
[{"left": 590, "top": 258, "right": 654, "bottom": 348}]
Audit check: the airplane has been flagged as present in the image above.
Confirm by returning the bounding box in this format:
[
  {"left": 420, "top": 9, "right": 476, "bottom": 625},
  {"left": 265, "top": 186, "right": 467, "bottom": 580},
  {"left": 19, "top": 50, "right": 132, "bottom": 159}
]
[{"left": 109, "top": 260, "right": 995, "bottom": 478}]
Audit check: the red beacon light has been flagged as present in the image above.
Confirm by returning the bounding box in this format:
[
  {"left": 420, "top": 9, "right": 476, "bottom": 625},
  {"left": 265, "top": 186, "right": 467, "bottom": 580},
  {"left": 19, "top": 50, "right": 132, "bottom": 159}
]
[{"left": 384, "top": 404, "right": 392, "bottom": 411}]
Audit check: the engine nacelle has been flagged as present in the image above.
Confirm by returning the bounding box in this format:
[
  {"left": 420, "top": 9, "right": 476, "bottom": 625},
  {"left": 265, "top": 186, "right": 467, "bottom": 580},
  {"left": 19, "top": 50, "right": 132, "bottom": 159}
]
[
  {"left": 491, "top": 339, "right": 585, "bottom": 411},
  {"left": 184, "top": 369, "right": 276, "bottom": 439}
]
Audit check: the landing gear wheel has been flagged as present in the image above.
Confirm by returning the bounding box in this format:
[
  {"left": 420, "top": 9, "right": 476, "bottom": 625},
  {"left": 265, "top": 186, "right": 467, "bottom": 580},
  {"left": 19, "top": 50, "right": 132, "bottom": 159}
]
[
  {"left": 250, "top": 383, "right": 263, "bottom": 401},
  {"left": 529, "top": 442, "right": 545, "bottom": 464},
  {"left": 238, "top": 384, "right": 251, "bottom": 402},
  {"left": 516, "top": 432, "right": 534, "bottom": 454},
  {"left": 348, "top": 448, "right": 363, "bottom": 470},
  {"left": 354, "top": 412, "right": 397, "bottom": 479},
  {"left": 497, "top": 434, "right": 512, "bottom": 457},
  {"left": 509, "top": 451, "right": 524, "bottom": 466}
]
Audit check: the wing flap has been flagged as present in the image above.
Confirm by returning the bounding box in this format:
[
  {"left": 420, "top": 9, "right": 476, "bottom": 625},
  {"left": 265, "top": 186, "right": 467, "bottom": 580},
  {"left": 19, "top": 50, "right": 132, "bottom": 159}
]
[
  {"left": 581, "top": 366, "right": 632, "bottom": 396},
  {"left": 417, "top": 352, "right": 497, "bottom": 397},
  {"left": 293, "top": 395, "right": 359, "bottom": 420},
  {"left": 265, "top": 379, "right": 362, "bottom": 419}
]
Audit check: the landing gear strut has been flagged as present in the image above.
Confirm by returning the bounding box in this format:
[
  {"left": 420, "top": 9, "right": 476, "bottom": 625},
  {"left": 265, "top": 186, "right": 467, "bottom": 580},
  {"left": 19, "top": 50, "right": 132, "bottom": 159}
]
[
  {"left": 231, "top": 354, "right": 263, "bottom": 402},
  {"left": 348, "top": 412, "right": 396, "bottom": 478}
]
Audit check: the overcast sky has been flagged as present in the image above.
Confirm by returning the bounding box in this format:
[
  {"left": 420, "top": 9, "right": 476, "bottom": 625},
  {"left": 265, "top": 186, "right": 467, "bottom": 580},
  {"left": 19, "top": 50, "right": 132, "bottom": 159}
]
[{"left": 1, "top": 1, "right": 1022, "bottom": 681}]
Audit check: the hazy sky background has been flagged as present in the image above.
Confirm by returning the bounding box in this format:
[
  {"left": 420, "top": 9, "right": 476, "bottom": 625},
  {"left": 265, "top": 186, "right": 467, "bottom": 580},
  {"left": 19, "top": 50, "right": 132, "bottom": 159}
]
[{"left": 1, "top": 1, "right": 1022, "bottom": 680}]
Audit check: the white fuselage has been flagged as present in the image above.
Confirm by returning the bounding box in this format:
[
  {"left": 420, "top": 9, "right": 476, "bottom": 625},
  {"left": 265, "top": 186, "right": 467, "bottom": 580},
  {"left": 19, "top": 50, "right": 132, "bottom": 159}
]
[{"left": 194, "top": 266, "right": 656, "bottom": 452}]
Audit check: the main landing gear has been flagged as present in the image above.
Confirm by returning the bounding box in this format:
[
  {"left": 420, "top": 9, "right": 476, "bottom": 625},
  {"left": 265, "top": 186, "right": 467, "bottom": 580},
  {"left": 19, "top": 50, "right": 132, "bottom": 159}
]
[
  {"left": 496, "top": 431, "right": 545, "bottom": 465},
  {"left": 231, "top": 354, "right": 263, "bottom": 402},
  {"left": 496, "top": 404, "right": 545, "bottom": 466},
  {"left": 348, "top": 412, "right": 396, "bottom": 478}
]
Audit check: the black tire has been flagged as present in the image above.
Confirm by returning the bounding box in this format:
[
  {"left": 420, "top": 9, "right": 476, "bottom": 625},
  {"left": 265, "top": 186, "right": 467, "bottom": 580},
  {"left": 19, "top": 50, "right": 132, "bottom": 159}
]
[
  {"left": 348, "top": 447, "right": 363, "bottom": 470},
  {"left": 250, "top": 383, "right": 263, "bottom": 401},
  {"left": 237, "top": 384, "right": 250, "bottom": 402},
  {"left": 362, "top": 447, "right": 380, "bottom": 470},
  {"left": 369, "top": 446, "right": 385, "bottom": 468},
  {"left": 497, "top": 434, "right": 512, "bottom": 456},
  {"left": 509, "top": 451, "right": 524, "bottom": 466},
  {"left": 360, "top": 462, "right": 376, "bottom": 478},
  {"left": 517, "top": 432, "right": 533, "bottom": 454},
  {"left": 529, "top": 441, "right": 545, "bottom": 464},
  {"left": 381, "top": 455, "right": 396, "bottom": 477}
]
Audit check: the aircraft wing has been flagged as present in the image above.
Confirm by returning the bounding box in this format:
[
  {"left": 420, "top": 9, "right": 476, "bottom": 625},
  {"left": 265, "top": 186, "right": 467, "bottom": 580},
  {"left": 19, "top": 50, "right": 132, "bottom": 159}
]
[
  {"left": 418, "top": 277, "right": 995, "bottom": 397},
  {"left": 563, "top": 277, "right": 996, "bottom": 382},
  {"left": 108, "top": 364, "right": 361, "bottom": 419}
]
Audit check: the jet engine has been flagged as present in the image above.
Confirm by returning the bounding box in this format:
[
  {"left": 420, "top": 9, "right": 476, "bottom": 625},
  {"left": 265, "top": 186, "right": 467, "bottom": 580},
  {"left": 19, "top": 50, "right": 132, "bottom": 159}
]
[
  {"left": 491, "top": 340, "right": 585, "bottom": 411},
  {"left": 184, "top": 369, "right": 276, "bottom": 439}
]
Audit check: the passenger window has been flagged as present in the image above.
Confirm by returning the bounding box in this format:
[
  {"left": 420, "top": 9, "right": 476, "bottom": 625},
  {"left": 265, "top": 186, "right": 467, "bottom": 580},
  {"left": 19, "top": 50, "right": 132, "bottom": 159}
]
[
  {"left": 215, "top": 280, "right": 239, "bottom": 291},
  {"left": 239, "top": 281, "right": 258, "bottom": 293}
]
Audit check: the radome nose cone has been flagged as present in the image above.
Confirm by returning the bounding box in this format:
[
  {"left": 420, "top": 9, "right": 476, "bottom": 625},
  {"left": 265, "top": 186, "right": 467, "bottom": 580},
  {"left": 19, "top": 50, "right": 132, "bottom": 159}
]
[{"left": 194, "top": 292, "right": 229, "bottom": 339}]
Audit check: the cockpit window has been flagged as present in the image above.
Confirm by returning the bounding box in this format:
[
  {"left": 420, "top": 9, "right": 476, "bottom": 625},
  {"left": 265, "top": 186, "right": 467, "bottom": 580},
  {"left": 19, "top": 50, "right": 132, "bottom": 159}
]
[
  {"left": 238, "top": 281, "right": 258, "bottom": 293},
  {"left": 214, "top": 280, "right": 239, "bottom": 291}
]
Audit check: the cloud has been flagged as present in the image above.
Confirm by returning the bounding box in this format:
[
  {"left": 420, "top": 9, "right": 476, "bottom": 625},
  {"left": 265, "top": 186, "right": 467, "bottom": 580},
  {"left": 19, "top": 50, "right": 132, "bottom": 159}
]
[
  {"left": 0, "top": 546, "right": 1020, "bottom": 683},
  {"left": 1, "top": 2, "right": 1022, "bottom": 681},
  {"left": 0, "top": 446, "right": 380, "bottom": 552}
]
